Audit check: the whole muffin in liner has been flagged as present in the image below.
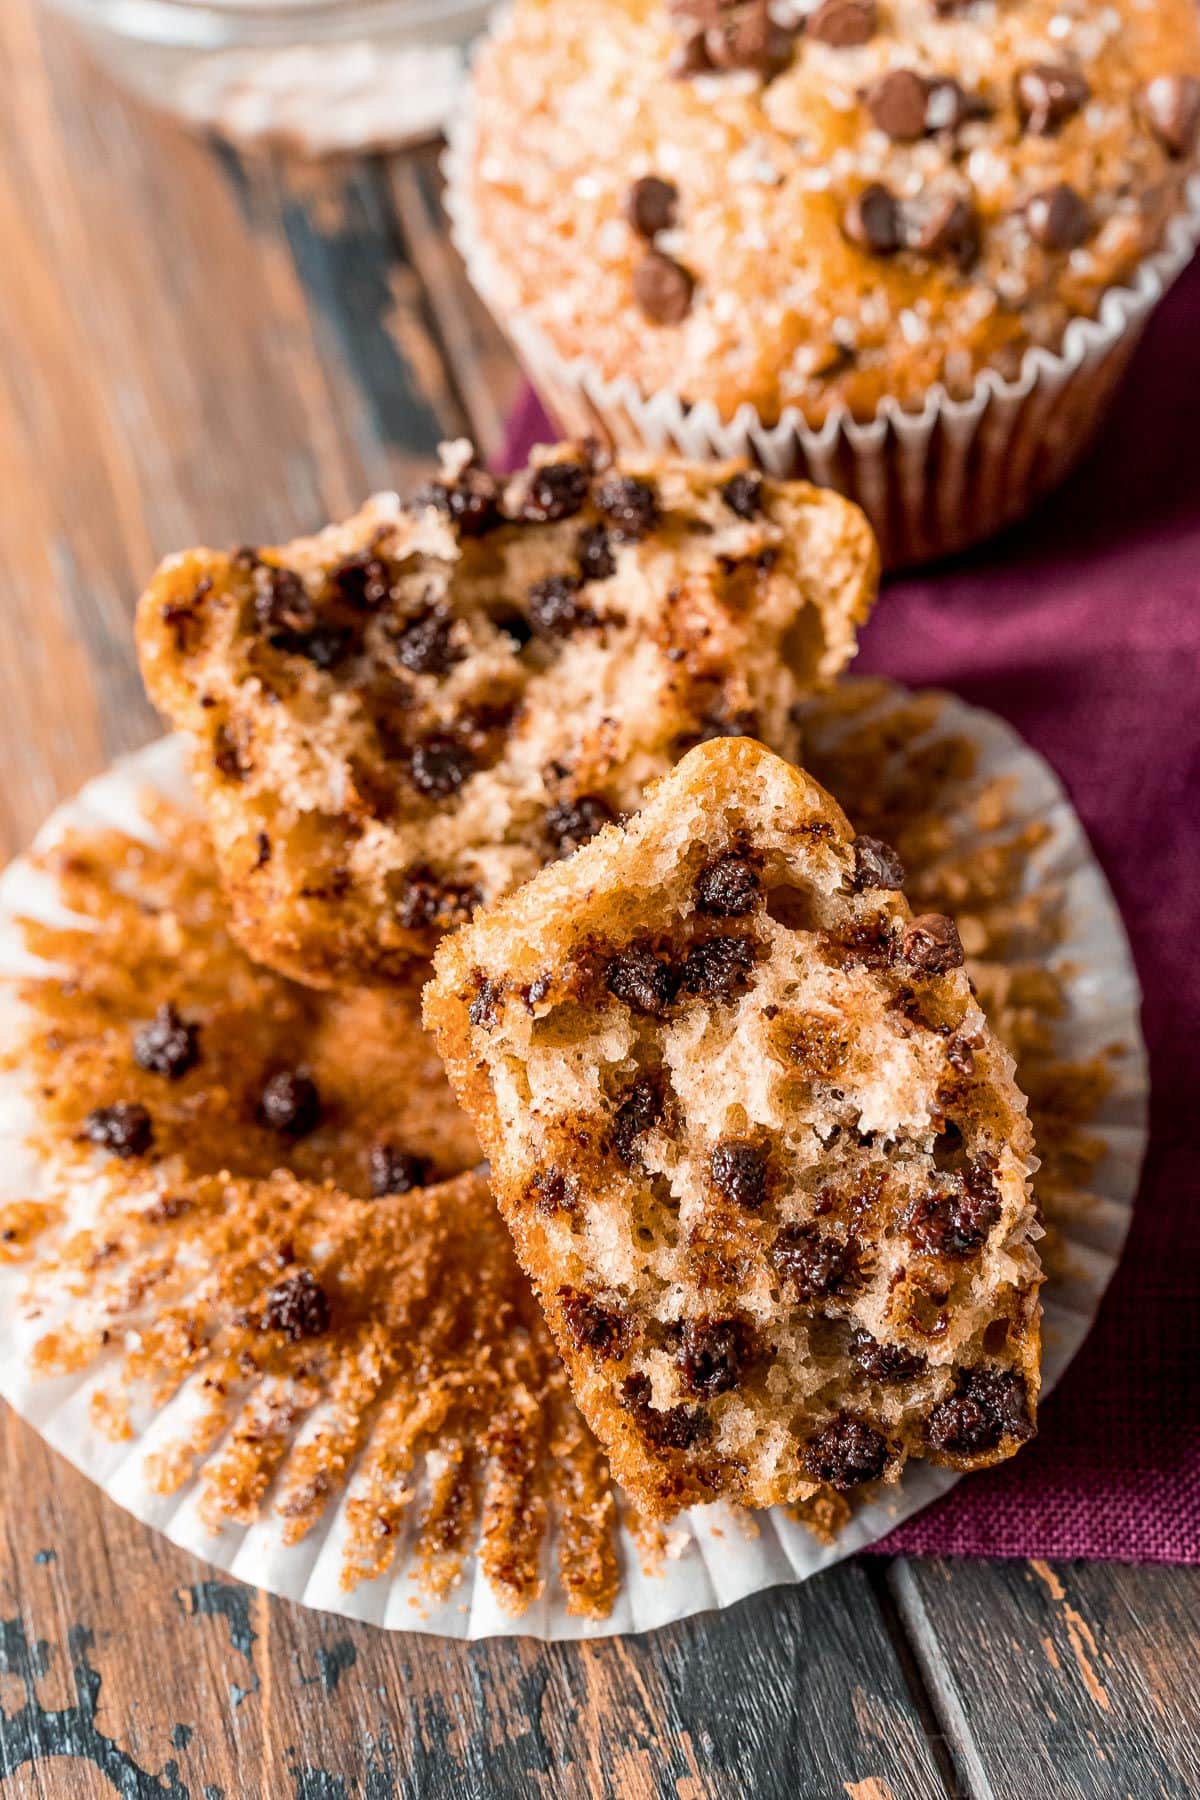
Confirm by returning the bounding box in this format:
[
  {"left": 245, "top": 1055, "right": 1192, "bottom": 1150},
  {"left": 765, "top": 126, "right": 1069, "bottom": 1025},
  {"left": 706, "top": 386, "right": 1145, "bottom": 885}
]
[{"left": 445, "top": 0, "right": 1200, "bottom": 567}]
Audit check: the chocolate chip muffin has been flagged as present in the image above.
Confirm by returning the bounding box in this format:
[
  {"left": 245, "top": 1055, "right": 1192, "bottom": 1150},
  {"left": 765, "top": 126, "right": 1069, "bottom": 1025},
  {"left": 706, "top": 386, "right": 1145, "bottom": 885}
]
[
  {"left": 450, "top": 0, "right": 1200, "bottom": 562},
  {"left": 425, "top": 736, "right": 1042, "bottom": 1518},
  {"left": 137, "top": 441, "right": 876, "bottom": 988}
]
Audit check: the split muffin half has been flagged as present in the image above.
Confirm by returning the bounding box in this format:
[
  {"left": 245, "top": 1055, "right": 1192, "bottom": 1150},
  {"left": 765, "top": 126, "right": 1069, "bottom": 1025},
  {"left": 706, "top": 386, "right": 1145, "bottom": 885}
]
[
  {"left": 137, "top": 443, "right": 876, "bottom": 988},
  {"left": 426, "top": 737, "right": 1042, "bottom": 1518}
]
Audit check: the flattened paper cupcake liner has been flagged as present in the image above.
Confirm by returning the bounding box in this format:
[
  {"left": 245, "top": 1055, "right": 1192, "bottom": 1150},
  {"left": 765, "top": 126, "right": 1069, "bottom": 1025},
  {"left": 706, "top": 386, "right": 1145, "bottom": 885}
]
[
  {"left": 443, "top": 63, "right": 1200, "bottom": 568},
  {"left": 0, "top": 686, "right": 1147, "bottom": 1639}
]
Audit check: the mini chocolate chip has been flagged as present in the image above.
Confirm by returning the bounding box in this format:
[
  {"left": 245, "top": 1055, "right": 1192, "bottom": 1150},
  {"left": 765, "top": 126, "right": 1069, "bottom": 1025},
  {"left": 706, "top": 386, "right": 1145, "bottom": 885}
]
[
  {"left": 808, "top": 0, "right": 876, "bottom": 47},
  {"left": 85, "top": 1103, "right": 154, "bottom": 1159},
  {"left": 703, "top": 1, "right": 794, "bottom": 76},
  {"left": 259, "top": 1071, "right": 322, "bottom": 1137},
  {"left": 575, "top": 522, "right": 617, "bottom": 583},
  {"left": 865, "top": 69, "right": 931, "bottom": 141},
  {"left": 594, "top": 475, "right": 661, "bottom": 541},
  {"left": 772, "top": 1223, "right": 857, "bottom": 1302},
  {"left": 254, "top": 565, "right": 311, "bottom": 635},
  {"left": 1027, "top": 183, "right": 1091, "bottom": 250},
  {"left": 720, "top": 470, "right": 765, "bottom": 520},
  {"left": 804, "top": 1415, "right": 890, "bottom": 1489},
  {"left": 544, "top": 794, "right": 615, "bottom": 854},
  {"left": 904, "top": 1171, "right": 1000, "bottom": 1257},
  {"left": 388, "top": 604, "right": 463, "bottom": 677},
  {"left": 836, "top": 918, "right": 900, "bottom": 971},
  {"left": 162, "top": 576, "right": 212, "bottom": 655},
  {"left": 842, "top": 183, "right": 902, "bottom": 255},
  {"left": 133, "top": 1004, "right": 200, "bottom": 1081},
  {"left": 676, "top": 1316, "right": 755, "bottom": 1397},
  {"left": 469, "top": 977, "right": 505, "bottom": 1030},
  {"left": 397, "top": 866, "right": 479, "bottom": 933},
  {"left": 253, "top": 830, "right": 271, "bottom": 868},
  {"left": 527, "top": 573, "right": 592, "bottom": 639},
  {"left": 709, "top": 1138, "right": 770, "bottom": 1210},
  {"left": 627, "top": 175, "right": 679, "bottom": 240},
  {"left": 522, "top": 460, "right": 591, "bottom": 523},
  {"left": 612, "top": 1075, "right": 665, "bottom": 1167},
  {"left": 695, "top": 852, "right": 761, "bottom": 917},
  {"left": 852, "top": 836, "right": 905, "bottom": 892},
  {"left": 410, "top": 734, "right": 476, "bottom": 800},
  {"left": 332, "top": 552, "right": 393, "bottom": 609},
  {"left": 606, "top": 945, "right": 679, "bottom": 1017},
  {"left": 530, "top": 1167, "right": 577, "bottom": 1215},
  {"left": 270, "top": 622, "right": 357, "bottom": 670},
  {"left": 437, "top": 466, "right": 502, "bottom": 537},
  {"left": 907, "top": 193, "right": 979, "bottom": 266},
  {"left": 926, "top": 1365, "right": 1033, "bottom": 1456},
  {"left": 1014, "top": 62, "right": 1089, "bottom": 135},
  {"left": 559, "top": 1287, "right": 631, "bottom": 1360},
  {"left": 369, "top": 1144, "right": 431, "bottom": 1197},
  {"left": 260, "top": 1269, "right": 331, "bottom": 1342},
  {"left": 680, "top": 933, "right": 757, "bottom": 1001},
  {"left": 622, "top": 1371, "right": 711, "bottom": 1451},
  {"left": 902, "top": 913, "right": 965, "bottom": 976},
  {"left": 849, "top": 1329, "right": 927, "bottom": 1384},
  {"left": 946, "top": 1034, "right": 976, "bottom": 1075},
  {"left": 633, "top": 250, "right": 695, "bottom": 326},
  {"left": 213, "top": 725, "right": 249, "bottom": 783},
  {"left": 1140, "top": 74, "right": 1200, "bottom": 157}
]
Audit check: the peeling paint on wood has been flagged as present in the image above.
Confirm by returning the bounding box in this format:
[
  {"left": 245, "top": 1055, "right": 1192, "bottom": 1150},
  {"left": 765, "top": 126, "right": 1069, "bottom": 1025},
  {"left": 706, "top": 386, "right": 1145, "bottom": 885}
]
[
  {"left": 891, "top": 1560, "right": 1200, "bottom": 1799},
  {"left": 0, "top": 1614, "right": 188, "bottom": 1796}
]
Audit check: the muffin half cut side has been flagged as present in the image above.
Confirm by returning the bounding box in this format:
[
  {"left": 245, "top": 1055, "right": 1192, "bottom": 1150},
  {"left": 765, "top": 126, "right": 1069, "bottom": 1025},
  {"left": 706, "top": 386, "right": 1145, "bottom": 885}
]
[
  {"left": 426, "top": 736, "right": 1043, "bottom": 1519},
  {"left": 137, "top": 442, "right": 877, "bottom": 988}
]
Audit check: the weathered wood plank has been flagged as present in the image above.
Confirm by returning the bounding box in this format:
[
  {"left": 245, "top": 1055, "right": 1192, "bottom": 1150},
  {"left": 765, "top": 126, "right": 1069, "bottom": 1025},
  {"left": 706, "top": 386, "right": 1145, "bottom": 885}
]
[
  {"left": 267, "top": 1563, "right": 955, "bottom": 1800},
  {"left": 0, "top": 1420, "right": 952, "bottom": 1800},
  {"left": 891, "top": 1558, "right": 1200, "bottom": 1800},
  {"left": 386, "top": 147, "right": 526, "bottom": 465}
]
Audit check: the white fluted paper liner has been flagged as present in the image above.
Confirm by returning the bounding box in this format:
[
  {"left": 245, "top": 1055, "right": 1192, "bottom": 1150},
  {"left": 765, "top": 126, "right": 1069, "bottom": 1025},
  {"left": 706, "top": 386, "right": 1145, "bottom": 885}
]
[
  {"left": 0, "top": 689, "right": 1147, "bottom": 1639},
  {"left": 443, "top": 46, "right": 1200, "bottom": 566}
]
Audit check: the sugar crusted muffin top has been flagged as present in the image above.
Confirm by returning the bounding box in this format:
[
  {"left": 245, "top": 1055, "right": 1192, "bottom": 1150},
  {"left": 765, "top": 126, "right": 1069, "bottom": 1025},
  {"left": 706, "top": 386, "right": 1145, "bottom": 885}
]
[
  {"left": 426, "top": 736, "right": 1042, "bottom": 1519},
  {"left": 137, "top": 440, "right": 876, "bottom": 989},
  {"left": 464, "top": 0, "right": 1200, "bottom": 424}
]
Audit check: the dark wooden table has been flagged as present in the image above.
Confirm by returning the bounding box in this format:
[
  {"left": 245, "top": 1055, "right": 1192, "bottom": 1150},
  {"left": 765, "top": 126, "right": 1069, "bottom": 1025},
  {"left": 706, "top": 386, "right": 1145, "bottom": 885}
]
[{"left": 1, "top": 7, "right": 1197, "bottom": 1796}]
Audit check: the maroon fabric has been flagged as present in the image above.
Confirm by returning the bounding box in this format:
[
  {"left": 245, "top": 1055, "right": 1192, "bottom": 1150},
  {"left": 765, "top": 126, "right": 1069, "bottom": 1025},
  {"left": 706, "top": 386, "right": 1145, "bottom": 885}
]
[{"left": 503, "top": 259, "right": 1200, "bottom": 1562}]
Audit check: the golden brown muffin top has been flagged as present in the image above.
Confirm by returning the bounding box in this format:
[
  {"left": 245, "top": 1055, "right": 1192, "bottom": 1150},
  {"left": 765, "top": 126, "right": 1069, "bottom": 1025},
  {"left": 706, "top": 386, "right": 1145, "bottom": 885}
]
[{"left": 464, "top": 0, "right": 1200, "bottom": 423}]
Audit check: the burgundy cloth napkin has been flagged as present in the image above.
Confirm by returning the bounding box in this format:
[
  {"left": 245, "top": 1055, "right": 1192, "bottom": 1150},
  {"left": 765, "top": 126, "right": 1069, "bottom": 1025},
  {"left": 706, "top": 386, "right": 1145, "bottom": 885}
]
[{"left": 503, "top": 259, "right": 1200, "bottom": 1562}]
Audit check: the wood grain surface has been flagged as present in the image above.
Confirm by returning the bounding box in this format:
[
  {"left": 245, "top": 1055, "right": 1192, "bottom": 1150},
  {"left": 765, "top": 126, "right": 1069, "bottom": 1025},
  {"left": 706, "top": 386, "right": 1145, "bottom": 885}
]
[{"left": 0, "top": 4, "right": 1197, "bottom": 1795}]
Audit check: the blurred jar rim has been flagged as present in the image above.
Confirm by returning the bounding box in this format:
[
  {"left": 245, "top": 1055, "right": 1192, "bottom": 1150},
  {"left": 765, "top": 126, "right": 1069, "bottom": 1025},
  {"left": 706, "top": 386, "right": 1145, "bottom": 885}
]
[
  {"left": 50, "top": 0, "right": 496, "bottom": 46},
  {"left": 43, "top": 0, "right": 497, "bottom": 148}
]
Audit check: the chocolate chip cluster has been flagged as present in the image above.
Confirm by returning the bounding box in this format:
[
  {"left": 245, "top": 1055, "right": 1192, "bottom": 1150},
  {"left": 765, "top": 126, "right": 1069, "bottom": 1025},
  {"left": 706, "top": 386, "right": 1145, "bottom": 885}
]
[{"left": 643, "top": 1, "right": 1200, "bottom": 308}]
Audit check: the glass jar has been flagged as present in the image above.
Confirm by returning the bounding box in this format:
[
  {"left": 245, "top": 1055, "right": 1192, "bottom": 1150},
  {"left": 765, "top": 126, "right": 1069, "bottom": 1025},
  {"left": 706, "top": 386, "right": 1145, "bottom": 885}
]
[{"left": 43, "top": 0, "right": 497, "bottom": 150}]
